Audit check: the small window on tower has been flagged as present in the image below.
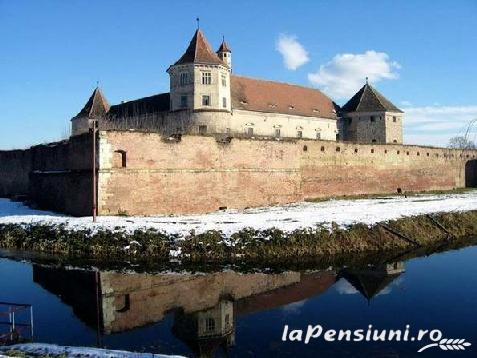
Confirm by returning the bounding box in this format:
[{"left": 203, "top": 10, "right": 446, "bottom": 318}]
[
  {"left": 202, "top": 95, "right": 210, "bottom": 106},
  {"left": 246, "top": 127, "right": 254, "bottom": 136},
  {"left": 180, "top": 73, "right": 188, "bottom": 86},
  {"left": 370, "top": 116, "right": 376, "bottom": 122},
  {"left": 393, "top": 116, "right": 397, "bottom": 122},
  {"left": 316, "top": 132, "right": 321, "bottom": 140},
  {"left": 180, "top": 95, "right": 187, "bottom": 108},
  {"left": 221, "top": 74, "right": 227, "bottom": 87},
  {"left": 297, "top": 130, "right": 303, "bottom": 138},
  {"left": 202, "top": 72, "right": 212, "bottom": 85},
  {"left": 198, "top": 125, "right": 207, "bottom": 135},
  {"left": 274, "top": 129, "right": 281, "bottom": 138},
  {"left": 222, "top": 97, "right": 227, "bottom": 108}
]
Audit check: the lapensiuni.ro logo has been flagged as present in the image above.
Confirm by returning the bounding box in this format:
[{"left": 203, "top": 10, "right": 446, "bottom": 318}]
[{"left": 281, "top": 325, "right": 471, "bottom": 353}]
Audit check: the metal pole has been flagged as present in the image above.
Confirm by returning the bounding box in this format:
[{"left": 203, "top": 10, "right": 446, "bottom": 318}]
[
  {"left": 30, "top": 306, "right": 34, "bottom": 340},
  {"left": 92, "top": 119, "right": 97, "bottom": 223}
]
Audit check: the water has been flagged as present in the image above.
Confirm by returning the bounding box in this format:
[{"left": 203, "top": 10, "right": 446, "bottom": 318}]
[{"left": 1, "top": 245, "right": 476, "bottom": 357}]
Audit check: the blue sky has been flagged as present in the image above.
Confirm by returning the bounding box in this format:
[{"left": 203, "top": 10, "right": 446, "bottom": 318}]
[{"left": 1, "top": 0, "right": 476, "bottom": 149}]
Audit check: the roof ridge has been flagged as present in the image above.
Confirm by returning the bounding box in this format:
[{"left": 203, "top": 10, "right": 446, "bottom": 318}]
[
  {"left": 366, "top": 84, "right": 387, "bottom": 111},
  {"left": 231, "top": 74, "right": 330, "bottom": 95}
]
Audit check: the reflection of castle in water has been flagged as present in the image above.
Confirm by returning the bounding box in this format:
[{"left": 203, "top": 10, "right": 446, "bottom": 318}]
[
  {"left": 32, "top": 261, "right": 404, "bottom": 357},
  {"left": 339, "top": 262, "right": 405, "bottom": 300}
]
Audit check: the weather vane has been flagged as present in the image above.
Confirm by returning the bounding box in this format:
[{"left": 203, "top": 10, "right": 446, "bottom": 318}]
[{"left": 196, "top": 17, "right": 200, "bottom": 30}]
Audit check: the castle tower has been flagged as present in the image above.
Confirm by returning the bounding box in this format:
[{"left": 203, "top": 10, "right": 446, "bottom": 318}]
[
  {"left": 216, "top": 38, "right": 232, "bottom": 69},
  {"left": 340, "top": 80, "right": 403, "bottom": 144},
  {"left": 71, "top": 87, "right": 110, "bottom": 136},
  {"left": 167, "top": 29, "right": 231, "bottom": 112}
]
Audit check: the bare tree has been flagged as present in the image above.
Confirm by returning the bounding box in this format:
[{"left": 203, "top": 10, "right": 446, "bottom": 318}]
[{"left": 448, "top": 136, "right": 476, "bottom": 149}]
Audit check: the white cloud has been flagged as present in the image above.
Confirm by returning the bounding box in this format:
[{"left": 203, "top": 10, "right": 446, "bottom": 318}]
[
  {"left": 403, "top": 105, "right": 477, "bottom": 147},
  {"left": 308, "top": 51, "right": 400, "bottom": 99},
  {"left": 281, "top": 299, "right": 307, "bottom": 314},
  {"left": 334, "top": 278, "right": 358, "bottom": 295},
  {"left": 276, "top": 34, "right": 310, "bottom": 70}
]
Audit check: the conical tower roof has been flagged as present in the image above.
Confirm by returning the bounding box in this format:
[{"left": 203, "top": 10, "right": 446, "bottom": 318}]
[
  {"left": 75, "top": 87, "right": 110, "bottom": 118},
  {"left": 341, "top": 83, "right": 403, "bottom": 113},
  {"left": 217, "top": 39, "right": 231, "bottom": 53},
  {"left": 173, "top": 29, "right": 225, "bottom": 66}
]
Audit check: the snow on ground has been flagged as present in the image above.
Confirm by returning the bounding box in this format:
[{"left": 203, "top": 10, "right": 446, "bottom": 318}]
[
  {"left": 0, "top": 343, "right": 186, "bottom": 357},
  {"left": 1, "top": 191, "right": 477, "bottom": 237}
]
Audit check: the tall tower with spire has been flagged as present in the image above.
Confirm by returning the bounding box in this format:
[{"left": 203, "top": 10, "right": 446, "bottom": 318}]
[{"left": 167, "top": 29, "right": 231, "bottom": 113}]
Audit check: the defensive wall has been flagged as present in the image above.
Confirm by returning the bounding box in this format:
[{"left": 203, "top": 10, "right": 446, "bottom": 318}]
[{"left": 1, "top": 131, "right": 477, "bottom": 216}]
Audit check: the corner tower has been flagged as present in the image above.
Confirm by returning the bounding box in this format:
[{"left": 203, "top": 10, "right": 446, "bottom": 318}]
[
  {"left": 71, "top": 87, "right": 110, "bottom": 136},
  {"left": 167, "top": 29, "right": 231, "bottom": 112},
  {"left": 340, "top": 81, "right": 403, "bottom": 144}
]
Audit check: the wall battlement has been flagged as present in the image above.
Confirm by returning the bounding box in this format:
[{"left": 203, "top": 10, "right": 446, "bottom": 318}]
[{"left": 1, "top": 131, "right": 476, "bottom": 216}]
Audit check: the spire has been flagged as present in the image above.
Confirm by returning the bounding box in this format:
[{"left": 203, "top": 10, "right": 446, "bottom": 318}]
[
  {"left": 75, "top": 87, "right": 110, "bottom": 118},
  {"left": 173, "top": 29, "right": 225, "bottom": 66},
  {"left": 217, "top": 36, "right": 231, "bottom": 53}
]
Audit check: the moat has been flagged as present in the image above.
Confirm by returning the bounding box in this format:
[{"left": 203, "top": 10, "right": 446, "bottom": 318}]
[{"left": 1, "top": 243, "right": 476, "bottom": 357}]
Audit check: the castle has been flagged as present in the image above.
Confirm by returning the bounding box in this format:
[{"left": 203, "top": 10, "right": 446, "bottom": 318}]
[
  {"left": 71, "top": 29, "right": 403, "bottom": 145},
  {"left": 0, "top": 30, "right": 476, "bottom": 216}
]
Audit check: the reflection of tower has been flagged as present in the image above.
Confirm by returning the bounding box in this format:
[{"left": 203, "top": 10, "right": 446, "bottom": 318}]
[
  {"left": 339, "top": 262, "right": 405, "bottom": 302},
  {"left": 172, "top": 300, "right": 235, "bottom": 358}
]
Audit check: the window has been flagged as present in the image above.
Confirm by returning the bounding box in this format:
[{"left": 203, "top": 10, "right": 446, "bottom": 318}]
[
  {"left": 316, "top": 132, "right": 321, "bottom": 140},
  {"left": 180, "top": 95, "right": 187, "bottom": 108},
  {"left": 221, "top": 74, "right": 227, "bottom": 87},
  {"left": 205, "top": 318, "right": 215, "bottom": 332},
  {"left": 226, "top": 128, "right": 231, "bottom": 134},
  {"left": 225, "top": 314, "right": 230, "bottom": 327},
  {"left": 198, "top": 125, "right": 207, "bottom": 135},
  {"left": 202, "top": 72, "right": 211, "bottom": 85},
  {"left": 247, "top": 127, "right": 254, "bottom": 136},
  {"left": 371, "top": 149, "right": 375, "bottom": 153},
  {"left": 347, "top": 118, "right": 352, "bottom": 124},
  {"left": 372, "top": 139, "right": 377, "bottom": 143},
  {"left": 393, "top": 116, "right": 397, "bottom": 122},
  {"left": 297, "top": 130, "right": 303, "bottom": 138},
  {"left": 274, "top": 129, "right": 281, "bottom": 138},
  {"left": 393, "top": 139, "right": 397, "bottom": 143},
  {"left": 179, "top": 73, "right": 188, "bottom": 86},
  {"left": 370, "top": 116, "right": 376, "bottom": 122},
  {"left": 202, "top": 95, "right": 210, "bottom": 106},
  {"left": 222, "top": 97, "right": 227, "bottom": 108},
  {"left": 113, "top": 150, "right": 127, "bottom": 168}
]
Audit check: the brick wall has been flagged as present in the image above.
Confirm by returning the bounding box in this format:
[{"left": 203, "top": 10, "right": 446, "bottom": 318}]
[
  {"left": 1, "top": 130, "right": 476, "bottom": 216},
  {"left": 0, "top": 149, "right": 32, "bottom": 197},
  {"left": 0, "top": 133, "right": 93, "bottom": 215},
  {"left": 97, "top": 131, "right": 477, "bottom": 216}
]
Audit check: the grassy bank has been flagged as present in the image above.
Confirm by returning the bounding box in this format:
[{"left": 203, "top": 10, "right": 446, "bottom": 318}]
[{"left": 0, "top": 211, "right": 476, "bottom": 263}]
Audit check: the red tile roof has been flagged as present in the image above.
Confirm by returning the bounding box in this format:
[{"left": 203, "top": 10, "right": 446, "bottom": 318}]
[
  {"left": 174, "top": 29, "right": 225, "bottom": 66},
  {"left": 231, "top": 75, "right": 337, "bottom": 119}
]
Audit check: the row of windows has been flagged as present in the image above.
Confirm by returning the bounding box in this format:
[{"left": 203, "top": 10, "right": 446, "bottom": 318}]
[
  {"left": 178, "top": 72, "right": 228, "bottom": 87},
  {"left": 179, "top": 95, "right": 228, "bottom": 108},
  {"left": 198, "top": 125, "right": 321, "bottom": 139},
  {"left": 347, "top": 116, "right": 399, "bottom": 124}
]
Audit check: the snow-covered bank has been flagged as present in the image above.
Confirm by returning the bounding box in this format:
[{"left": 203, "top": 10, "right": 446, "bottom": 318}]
[
  {"left": 1, "top": 191, "right": 477, "bottom": 237},
  {"left": 0, "top": 343, "right": 185, "bottom": 357}
]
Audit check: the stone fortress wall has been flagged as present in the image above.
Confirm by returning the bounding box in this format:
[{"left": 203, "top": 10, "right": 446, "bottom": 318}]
[{"left": 1, "top": 131, "right": 476, "bottom": 216}]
